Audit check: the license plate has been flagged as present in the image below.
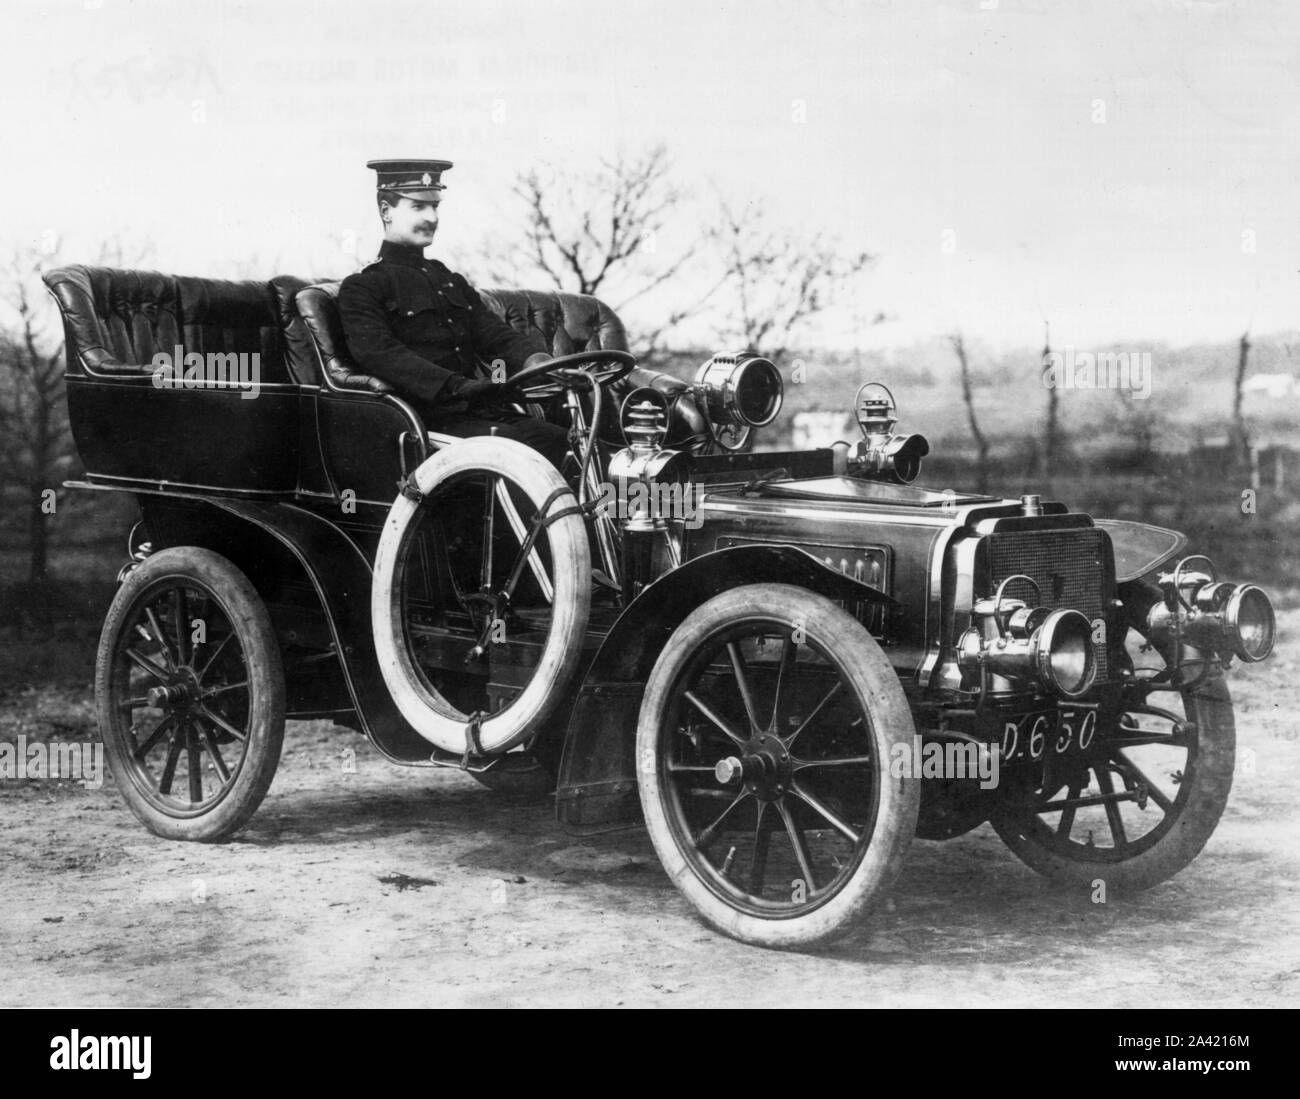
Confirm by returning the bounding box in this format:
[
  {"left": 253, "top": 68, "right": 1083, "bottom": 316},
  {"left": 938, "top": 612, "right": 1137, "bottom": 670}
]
[{"left": 999, "top": 706, "right": 1099, "bottom": 762}]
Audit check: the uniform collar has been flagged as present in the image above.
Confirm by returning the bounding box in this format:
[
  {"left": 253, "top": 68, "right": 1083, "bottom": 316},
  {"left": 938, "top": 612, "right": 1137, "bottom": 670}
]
[{"left": 378, "top": 240, "right": 434, "bottom": 268}]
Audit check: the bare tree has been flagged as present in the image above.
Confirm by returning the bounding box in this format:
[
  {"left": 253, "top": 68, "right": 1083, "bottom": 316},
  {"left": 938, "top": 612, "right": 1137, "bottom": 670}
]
[
  {"left": 1231, "top": 330, "right": 1252, "bottom": 474},
  {"left": 0, "top": 238, "right": 151, "bottom": 584},
  {"left": 0, "top": 249, "right": 74, "bottom": 584},
  {"left": 949, "top": 332, "right": 990, "bottom": 493},
  {"left": 1039, "top": 321, "right": 1063, "bottom": 482},
  {"left": 478, "top": 145, "right": 718, "bottom": 361},
  {"left": 707, "top": 195, "right": 877, "bottom": 362}
]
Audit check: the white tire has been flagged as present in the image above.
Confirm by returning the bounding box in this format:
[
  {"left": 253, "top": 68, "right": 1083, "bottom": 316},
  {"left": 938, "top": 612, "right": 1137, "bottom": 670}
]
[{"left": 371, "top": 436, "right": 590, "bottom": 754}]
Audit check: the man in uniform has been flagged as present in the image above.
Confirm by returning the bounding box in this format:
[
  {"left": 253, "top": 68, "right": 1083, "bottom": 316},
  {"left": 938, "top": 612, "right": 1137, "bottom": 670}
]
[{"left": 338, "top": 158, "right": 568, "bottom": 469}]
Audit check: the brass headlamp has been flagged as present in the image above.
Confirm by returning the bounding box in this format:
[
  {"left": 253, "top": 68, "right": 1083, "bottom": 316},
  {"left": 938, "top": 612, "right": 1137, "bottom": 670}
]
[
  {"left": 957, "top": 575, "right": 1098, "bottom": 699},
  {"left": 1145, "top": 556, "right": 1275, "bottom": 663},
  {"left": 692, "top": 353, "right": 783, "bottom": 451}
]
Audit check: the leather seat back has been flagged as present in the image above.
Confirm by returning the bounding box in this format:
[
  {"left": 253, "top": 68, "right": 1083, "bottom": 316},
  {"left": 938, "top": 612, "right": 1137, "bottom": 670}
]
[
  {"left": 477, "top": 292, "right": 699, "bottom": 434},
  {"left": 43, "top": 265, "right": 290, "bottom": 383},
  {"left": 285, "top": 281, "right": 638, "bottom": 391},
  {"left": 286, "top": 279, "right": 684, "bottom": 394},
  {"left": 285, "top": 276, "right": 704, "bottom": 444},
  {"left": 269, "top": 274, "right": 327, "bottom": 386},
  {"left": 293, "top": 280, "right": 395, "bottom": 393},
  {"left": 479, "top": 288, "right": 629, "bottom": 357}
]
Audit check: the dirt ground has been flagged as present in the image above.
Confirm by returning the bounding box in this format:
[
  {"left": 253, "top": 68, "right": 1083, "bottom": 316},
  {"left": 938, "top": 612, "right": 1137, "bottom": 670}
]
[{"left": 2, "top": 609, "right": 1298, "bottom": 1009}]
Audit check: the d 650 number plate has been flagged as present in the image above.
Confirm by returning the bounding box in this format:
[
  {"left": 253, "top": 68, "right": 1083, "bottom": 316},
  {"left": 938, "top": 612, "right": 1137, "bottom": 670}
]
[{"left": 999, "top": 706, "right": 1099, "bottom": 762}]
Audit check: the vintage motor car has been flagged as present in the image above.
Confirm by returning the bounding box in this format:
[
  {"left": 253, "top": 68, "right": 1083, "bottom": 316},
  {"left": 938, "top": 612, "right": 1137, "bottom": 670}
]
[{"left": 44, "top": 263, "right": 1277, "bottom": 949}]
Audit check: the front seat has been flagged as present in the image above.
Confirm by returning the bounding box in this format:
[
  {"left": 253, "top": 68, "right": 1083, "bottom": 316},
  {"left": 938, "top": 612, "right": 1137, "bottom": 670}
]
[{"left": 283, "top": 276, "right": 708, "bottom": 452}]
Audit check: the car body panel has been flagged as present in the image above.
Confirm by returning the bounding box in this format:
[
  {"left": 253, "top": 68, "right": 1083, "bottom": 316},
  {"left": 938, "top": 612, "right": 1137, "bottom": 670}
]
[{"left": 67, "top": 482, "right": 436, "bottom": 763}]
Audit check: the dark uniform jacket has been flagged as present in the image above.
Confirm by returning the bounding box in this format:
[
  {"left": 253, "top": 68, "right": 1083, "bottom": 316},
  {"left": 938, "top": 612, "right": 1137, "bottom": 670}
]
[{"left": 338, "top": 240, "right": 547, "bottom": 416}]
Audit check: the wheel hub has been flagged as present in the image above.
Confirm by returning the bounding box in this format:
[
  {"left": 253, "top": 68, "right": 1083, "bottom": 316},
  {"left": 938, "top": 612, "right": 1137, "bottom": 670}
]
[
  {"left": 714, "top": 733, "right": 793, "bottom": 801},
  {"left": 147, "top": 670, "right": 200, "bottom": 712}
]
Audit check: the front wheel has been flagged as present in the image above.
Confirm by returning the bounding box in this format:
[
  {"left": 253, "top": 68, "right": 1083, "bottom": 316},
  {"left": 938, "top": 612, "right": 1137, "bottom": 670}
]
[
  {"left": 96, "top": 547, "right": 286, "bottom": 841},
  {"left": 636, "top": 584, "right": 919, "bottom": 949},
  {"left": 992, "top": 627, "right": 1235, "bottom": 892}
]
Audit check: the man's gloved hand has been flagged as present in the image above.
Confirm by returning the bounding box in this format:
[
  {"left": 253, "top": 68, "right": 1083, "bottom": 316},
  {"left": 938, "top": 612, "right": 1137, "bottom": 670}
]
[{"left": 449, "top": 377, "right": 504, "bottom": 405}]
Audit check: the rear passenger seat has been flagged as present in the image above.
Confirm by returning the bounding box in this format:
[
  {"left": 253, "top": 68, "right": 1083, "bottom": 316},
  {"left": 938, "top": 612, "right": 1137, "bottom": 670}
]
[{"left": 44, "top": 264, "right": 292, "bottom": 383}]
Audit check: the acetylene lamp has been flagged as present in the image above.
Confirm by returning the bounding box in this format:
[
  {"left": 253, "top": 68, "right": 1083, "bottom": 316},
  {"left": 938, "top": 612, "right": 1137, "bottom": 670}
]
[{"left": 849, "top": 382, "right": 930, "bottom": 484}]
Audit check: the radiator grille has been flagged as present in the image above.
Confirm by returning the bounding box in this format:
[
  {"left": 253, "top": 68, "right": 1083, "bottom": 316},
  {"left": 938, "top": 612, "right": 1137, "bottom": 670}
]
[{"left": 984, "top": 528, "right": 1114, "bottom": 684}]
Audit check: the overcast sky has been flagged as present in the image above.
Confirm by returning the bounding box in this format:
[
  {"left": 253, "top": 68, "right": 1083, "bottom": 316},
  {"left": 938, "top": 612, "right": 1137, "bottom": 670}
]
[{"left": 3, "top": 0, "right": 1297, "bottom": 352}]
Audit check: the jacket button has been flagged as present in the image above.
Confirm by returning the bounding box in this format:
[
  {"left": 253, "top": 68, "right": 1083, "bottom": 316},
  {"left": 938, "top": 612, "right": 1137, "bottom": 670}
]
[{"left": 406, "top": 310, "right": 414, "bottom": 316}]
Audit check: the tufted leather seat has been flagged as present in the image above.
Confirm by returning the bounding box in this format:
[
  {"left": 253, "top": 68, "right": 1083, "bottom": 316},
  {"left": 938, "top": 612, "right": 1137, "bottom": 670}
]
[
  {"left": 281, "top": 280, "right": 638, "bottom": 394},
  {"left": 282, "top": 277, "right": 705, "bottom": 444},
  {"left": 272, "top": 275, "right": 398, "bottom": 392},
  {"left": 44, "top": 265, "right": 291, "bottom": 383},
  {"left": 268, "top": 274, "right": 329, "bottom": 387},
  {"left": 478, "top": 288, "right": 629, "bottom": 359},
  {"left": 44, "top": 263, "right": 705, "bottom": 447},
  {"left": 290, "top": 280, "right": 397, "bottom": 393},
  {"left": 476, "top": 290, "right": 704, "bottom": 444}
]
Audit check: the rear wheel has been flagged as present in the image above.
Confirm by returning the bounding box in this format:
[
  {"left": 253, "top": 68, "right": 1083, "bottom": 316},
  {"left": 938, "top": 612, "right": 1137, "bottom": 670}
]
[
  {"left": 636, "top": 584, "right": 918, "bottom": 949},
  {"left": 96, "top": 547, "right": 285, "bottom": 841}
]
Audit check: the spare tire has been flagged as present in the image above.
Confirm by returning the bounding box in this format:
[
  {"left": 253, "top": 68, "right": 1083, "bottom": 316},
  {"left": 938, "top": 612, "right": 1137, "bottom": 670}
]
[{"left": 371, "top": 436, "right": 591, "bottom": 755}]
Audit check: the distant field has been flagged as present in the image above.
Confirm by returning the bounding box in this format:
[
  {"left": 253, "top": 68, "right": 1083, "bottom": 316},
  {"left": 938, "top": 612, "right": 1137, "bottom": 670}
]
[{"left": 659, "top": 332, "right": 1300, "bottom": 451}]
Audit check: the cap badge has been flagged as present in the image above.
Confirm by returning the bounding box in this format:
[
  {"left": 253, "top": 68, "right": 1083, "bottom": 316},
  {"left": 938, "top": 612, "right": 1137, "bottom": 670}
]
[{"left": 421, "top": 173, "right": 432, "bottom": 186}]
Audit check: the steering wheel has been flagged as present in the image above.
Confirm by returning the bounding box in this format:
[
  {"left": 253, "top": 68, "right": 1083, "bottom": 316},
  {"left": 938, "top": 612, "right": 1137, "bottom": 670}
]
[{"left": 499, "top": 349, "right": 636, "bottom": 401}]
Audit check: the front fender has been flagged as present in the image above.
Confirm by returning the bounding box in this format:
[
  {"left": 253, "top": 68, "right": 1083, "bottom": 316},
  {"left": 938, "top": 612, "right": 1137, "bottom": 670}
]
[
  {"left": 1094, "top": 518, "right": 1187, "bottom": 583},
  {"left": 555, "top": 545, "right": 895, "bottom": 829}
]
